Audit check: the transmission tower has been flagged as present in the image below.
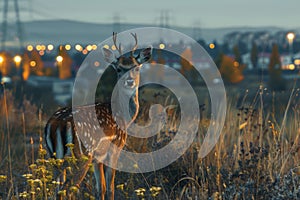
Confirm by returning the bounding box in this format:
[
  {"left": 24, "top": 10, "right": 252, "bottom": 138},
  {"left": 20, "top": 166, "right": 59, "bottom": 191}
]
[
  {"left": 159, "top": 10, "right": 170, "bottom": 28},
  {"left": 192, "top": 21, "right": 202, "bottom": 41},
  {"left": 112, "top": 14, "right": 122, "bottom": 33},
  {"left": 1, "top": 0, "right": 24, "bottom": 51}
]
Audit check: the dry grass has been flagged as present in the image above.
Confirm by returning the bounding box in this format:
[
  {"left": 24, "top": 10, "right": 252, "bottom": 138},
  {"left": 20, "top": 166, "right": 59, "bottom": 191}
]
[{"left": 0, "top": 83, "right": 299, "bottom": 199}]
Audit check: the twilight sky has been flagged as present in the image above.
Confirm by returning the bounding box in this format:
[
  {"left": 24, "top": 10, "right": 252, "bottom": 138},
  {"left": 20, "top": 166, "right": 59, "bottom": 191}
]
[{"left": 17, "top": 0, "right": 300, "bottom": 28}]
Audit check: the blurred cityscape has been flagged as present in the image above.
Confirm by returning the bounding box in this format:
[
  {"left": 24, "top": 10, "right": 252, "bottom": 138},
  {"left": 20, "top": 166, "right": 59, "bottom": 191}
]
[{"left": 0, "top": 3, "right": 299, "bottom": 108}]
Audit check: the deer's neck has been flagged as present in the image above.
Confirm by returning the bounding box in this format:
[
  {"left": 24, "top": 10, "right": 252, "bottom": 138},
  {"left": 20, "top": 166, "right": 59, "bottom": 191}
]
[
  {"left": 128, "top": 89, "right": 139, "bottom": 124},
  {"left": 113, "top": 88, "right": 139, "bottom": 128}
]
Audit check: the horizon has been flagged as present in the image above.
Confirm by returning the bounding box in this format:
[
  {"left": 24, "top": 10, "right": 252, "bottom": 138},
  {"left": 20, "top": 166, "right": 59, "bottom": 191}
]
[
  {"left": 3, "top": 0, "right": 300, "bottom": 29},
  {"left": 23, "top": 18, "right": 300, "bottom": 30},
  {"left": 0, "top": 19, "right": 295, "bottom": 48}
]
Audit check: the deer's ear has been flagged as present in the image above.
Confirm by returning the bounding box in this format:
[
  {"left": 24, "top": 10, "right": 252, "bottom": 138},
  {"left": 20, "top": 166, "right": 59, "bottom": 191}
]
[
  {"left": 136, "top": 46, "right": 152, "bottom": 64},
  {"left": 102, "top": 48, "right": 116, "bottom": 63}
]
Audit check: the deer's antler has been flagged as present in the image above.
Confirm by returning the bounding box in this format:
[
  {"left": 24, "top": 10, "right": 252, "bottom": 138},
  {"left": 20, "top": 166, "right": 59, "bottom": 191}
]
[
  {"left": 113, "top": 32, "right": 122, "bottom": 56},
  {"left": 130, "top": 33, "right": 138, "bottom": 57}
]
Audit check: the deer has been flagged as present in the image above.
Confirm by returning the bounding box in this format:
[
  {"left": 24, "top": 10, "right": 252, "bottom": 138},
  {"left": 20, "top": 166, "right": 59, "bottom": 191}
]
[{"left": 44, "top": 32, "right": 152, "bottom": 200}]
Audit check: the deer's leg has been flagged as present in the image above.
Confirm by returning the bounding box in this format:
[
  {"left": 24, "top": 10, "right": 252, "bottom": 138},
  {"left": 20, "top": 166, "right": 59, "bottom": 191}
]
[
  {"left": 105, "top": 149, "right": 121, "bottom": 200},
  {"left": 93, "top": 163, "right": 100, "bottom": 198},
  {"left": 105, "top": 167, "right": 116, "bottom": 200},
  {"left": 110, "top": 168, "right": 116, "bottom": 200},
  {"left": 99, "top": 163, "right": 106, "bottom": 200},
  {"left": 75, "top": 154, "right": 93, "bottom": 188}
]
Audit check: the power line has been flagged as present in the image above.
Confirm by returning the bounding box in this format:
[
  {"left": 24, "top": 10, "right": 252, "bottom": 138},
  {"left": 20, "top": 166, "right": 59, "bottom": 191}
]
[
  {"left": 1, "top": 0, "right": 24, "bottom": 51},
  {"left": 113, "top": 13, "right": 121, "bottom": 33}
]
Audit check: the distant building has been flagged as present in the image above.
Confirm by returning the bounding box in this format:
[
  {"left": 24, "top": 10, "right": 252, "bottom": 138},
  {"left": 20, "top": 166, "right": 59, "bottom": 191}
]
[
  {"left": 257, "top": 53, "right": 270, "bottom": 70},
  {"left": 27, "top": 75, "right": 74, "bottom": 105},
  {"left": 241, "top": 53, "right": 253, "bottom": 69},
  {"left": 280, "top": 54, "right": 293, "bottom": 70}
]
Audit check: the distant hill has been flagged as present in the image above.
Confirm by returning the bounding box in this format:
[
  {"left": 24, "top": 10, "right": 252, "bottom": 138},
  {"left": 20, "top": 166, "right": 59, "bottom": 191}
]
[{"left": 10, "top": 20, "right": 292, "bottom": 45}]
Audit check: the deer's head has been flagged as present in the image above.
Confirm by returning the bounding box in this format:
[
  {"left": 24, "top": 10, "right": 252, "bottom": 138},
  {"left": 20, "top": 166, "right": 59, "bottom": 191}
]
[
  {"left": 102, "top": 33, "right": 152, "bottom": 124},
  {"left": 102, "top": 33, "right": 152, "bottom": 94}
]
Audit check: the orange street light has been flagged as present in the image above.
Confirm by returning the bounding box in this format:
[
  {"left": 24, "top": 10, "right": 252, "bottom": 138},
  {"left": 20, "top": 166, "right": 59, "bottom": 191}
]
[
  {"left": 287, "top": 32, "right": 295, "bottom": 43},
  {"left": 159, "top": 43, "right": 165, "bottom": 49},
  {"left": 294, "top": 59, "right": 300, "bottom": 66},
  {"left": 0, "top": 55, "right": 4, "bottom": 63},
  {"left": 294, "top": 59, "right": 300, "bottom": 69},
  {"left": 56, "top": 55, "right": 63, "bottom": 63},
  {"left": 0, "top": 55, "right": 3, "bottom": 74},
  {"left": 47, "top": 44, "right": 54, "bottom": 51},
  {"left": 56, "top": 55, "right": 63, "bottom": 74},
  {"left": 209, "top": 43, "right": 215, "bottom": 49},
  {"left": 14, "top": 55, "right": 22, "bottom": 68},
  {"left": 286, "top": 32, "right": 295, "bottom": 56}
]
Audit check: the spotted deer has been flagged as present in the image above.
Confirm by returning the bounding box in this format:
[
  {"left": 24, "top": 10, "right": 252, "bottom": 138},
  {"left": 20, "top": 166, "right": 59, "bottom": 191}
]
[{"left": 45, "top": 33, "right": 152, "bottom": 200}]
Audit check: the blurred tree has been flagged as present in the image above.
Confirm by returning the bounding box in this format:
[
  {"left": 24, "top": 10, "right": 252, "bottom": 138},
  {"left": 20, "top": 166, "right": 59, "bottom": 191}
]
[
  {"left": 238, "top": 41, "right": 248, "bottom": 54},
  {"left": 233, "top": 45, "right": 242, "bottom": 64},
  {"left": 58, "top": 46, "right": 72, "bottom": 79},
  {"left": 221, "top": 42, "right": 230, "bottom": 54},
  {"left": 207, "top": 40, "right": 220, "bottom": 60},
  {"left": 0, "top": 51, "right": 13, "bottom": 76},
  {"left": 214, "top": 51, "right": 224, "bottom": 69},
  {"left": 219, "top": 54, "right": 245, "bottom": 84},
  {"left": 73, "top": 52, "right": 86, "bottom": 70},
  {"left": 250, "top": 42, "right": 258, "bottom": 69},
  {"left": 156, "top": 49, "right": 165, "bottom": 82},
  {"left": 197, "top": 39, "right": 206, "bottom": 48},
  {"left": 180, "top": 47, "right": 199, "bottom": 84},
  {"left": 30, "top": 49, "right": 44, "bottom": 76},
  {"left": 22, "top": 51, "right": 31, "bottom": 81},
  {"left": 293, "top": 40, "right": 300, "bottom": 53},
  {"left": 180, "top": 47, "right": 196, "bottom": 83},
  {"left": 268, "top": 44, "right": 286, "bottom": 90}
]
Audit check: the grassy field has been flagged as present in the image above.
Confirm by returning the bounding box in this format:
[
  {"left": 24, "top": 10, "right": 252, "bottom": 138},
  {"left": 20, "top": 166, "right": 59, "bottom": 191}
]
[{"left": 0, "top": 76, "right": 299, "bottom": 199}]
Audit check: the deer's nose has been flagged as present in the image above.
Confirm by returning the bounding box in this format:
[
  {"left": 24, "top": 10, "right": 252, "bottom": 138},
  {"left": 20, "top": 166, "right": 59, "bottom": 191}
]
[{"left": 125, "top": 78, "right": 135, "bottom": 87}]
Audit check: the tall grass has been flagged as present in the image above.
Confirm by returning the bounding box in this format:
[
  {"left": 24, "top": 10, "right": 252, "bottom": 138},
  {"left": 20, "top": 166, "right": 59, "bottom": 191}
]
[{"left": 0, "top": 83, "right": 299, "bottom": 199}]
